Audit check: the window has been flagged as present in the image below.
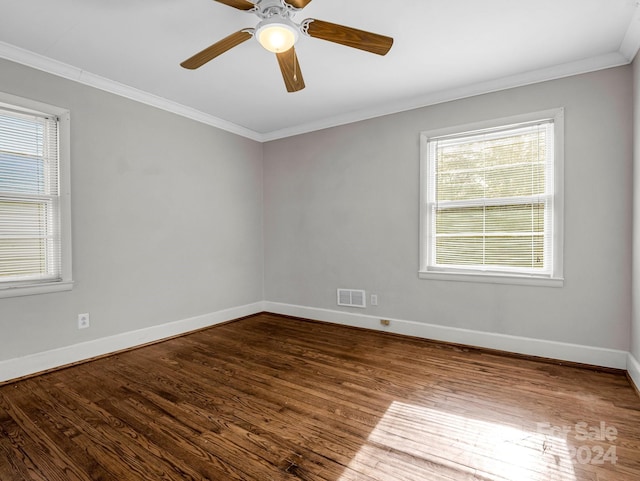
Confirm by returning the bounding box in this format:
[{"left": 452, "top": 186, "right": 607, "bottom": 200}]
[
  {"left": 0, "top": 93, "right": 72, "bottom": 297},
  {"left": 420, "top": 109, "right": 564, "bottom": 286}
]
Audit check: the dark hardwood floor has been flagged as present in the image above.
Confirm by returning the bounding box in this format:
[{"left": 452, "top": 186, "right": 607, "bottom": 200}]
[{"left": 1, "top": 313, "right": 639, "bottom": 480}]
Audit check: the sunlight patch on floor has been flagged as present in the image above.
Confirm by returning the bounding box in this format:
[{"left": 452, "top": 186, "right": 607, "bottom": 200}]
[{"left": 339, "top": 401, "right": 576, "bottom": 481}]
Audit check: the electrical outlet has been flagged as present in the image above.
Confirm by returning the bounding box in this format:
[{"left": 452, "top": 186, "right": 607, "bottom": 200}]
[
  {"left": 371, "top": 294, "right": 378, "bottom": 306},
  {"left": 78, "top": 313, "right": 90, "bottom": 329}
]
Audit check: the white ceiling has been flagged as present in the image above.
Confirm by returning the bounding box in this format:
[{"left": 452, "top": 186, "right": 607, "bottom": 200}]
[{"left": 0, "top": 0, "right": 639, "bottom": 141}]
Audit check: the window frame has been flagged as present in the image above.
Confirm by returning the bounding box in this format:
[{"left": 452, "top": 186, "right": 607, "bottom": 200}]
[
  {"left": 419, "top": 108, "right": 564, "bottom": 287},
  {"left": 0, "top": 92, "right": 72, "bottom": 298}
]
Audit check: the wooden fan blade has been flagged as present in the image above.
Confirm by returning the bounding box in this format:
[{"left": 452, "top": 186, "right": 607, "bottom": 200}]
[
  {"left": 213, "top": 0, "right": 255, "bottom": 11},
  {"left": 181, "top": 30, "right": 253, "bottom": 69},
  {"left": 304, "top": 19, "right": 393, "bottom": 56},
  {"left": 286, "top": 0, "right": 312, "bottom": 8},
  {"left": 276, "top": 47, "right": 305, "bottom": 92}
]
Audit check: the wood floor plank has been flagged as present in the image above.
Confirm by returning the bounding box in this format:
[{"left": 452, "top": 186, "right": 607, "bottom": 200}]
[
  {"left": 93, "top": 350, "right": 377, "bottom": 480},
  {"left": 1, "top": 313, "right": 639, "bottom": 480},
  {"left": 0, "top": 389, "right": 95, "bottom": 481},
  {"left": 10, "top": 381, "right": 197, "bottom": 481},
  {"left": 69, "top": 345, "right": 368, "bottom": 481}
]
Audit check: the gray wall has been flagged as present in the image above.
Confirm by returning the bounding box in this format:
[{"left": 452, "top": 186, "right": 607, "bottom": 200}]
[
  {"left": 633, "top": 57, "right": 640, "bottom": 362},
  {"left": 1, "top": 59, "right": 634, "bottom": 365},
  {"left": 264, "top": 66, "right": 633, "bottom": 350},
  {"left": 0, "top": 59, "right": 264, "bottom": 361}
]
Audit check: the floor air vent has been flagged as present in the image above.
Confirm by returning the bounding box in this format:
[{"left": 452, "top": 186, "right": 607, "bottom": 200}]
[{"left": 337, "top": 289, "right": 366, "bottom": 308}]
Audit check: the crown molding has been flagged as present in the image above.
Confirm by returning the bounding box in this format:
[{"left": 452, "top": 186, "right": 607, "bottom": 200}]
[
  {"left": 0, "top": 41, "right": 632, "bottom": 144},
  {"left": 262, "top": 51, "right": 630, "bottom": 141},
  {"left": 0, "top": 41, "right": 264, "bottom": 142},
  {"left": 620, "top": 2, "right": 640, "bottom": 62}
]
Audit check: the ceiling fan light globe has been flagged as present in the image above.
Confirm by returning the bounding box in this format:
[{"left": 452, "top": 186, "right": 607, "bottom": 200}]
[{"left": 256, "top": 19, "right": 299, "bottom": 53}]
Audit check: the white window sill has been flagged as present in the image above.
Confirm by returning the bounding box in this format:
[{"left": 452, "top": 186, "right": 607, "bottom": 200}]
[
  {"left": 0, "top": 280, "right": 74, "bottom": 299},
  {"left": 419, "top": 270, "right": 563, "bottom": 288}
]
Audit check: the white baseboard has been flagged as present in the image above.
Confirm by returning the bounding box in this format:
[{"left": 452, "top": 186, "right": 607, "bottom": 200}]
[
  {"left": 0, "top": 301, "right": 265, "bottom": 383},
  {"left": 2, "top": 301, "right": 632, "bottom": 384},
  {"left": 264, "top": 302, "right": 629, "bottom": 370},
  {"left": 628, "top": 353, "right": 640, "bottom": 392}
]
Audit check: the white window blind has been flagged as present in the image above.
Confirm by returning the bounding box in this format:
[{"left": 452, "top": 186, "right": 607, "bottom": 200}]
[
  {"left": 421, "top": 113, "right": 563, "bottom": 283},
  {"left": 0, "top": 107, "right": 62, "bottom": 284}
]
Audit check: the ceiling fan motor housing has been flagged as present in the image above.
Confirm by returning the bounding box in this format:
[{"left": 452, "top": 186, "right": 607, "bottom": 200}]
[{"left": 254, "top": 0, "right": 302, "bottom": 19}]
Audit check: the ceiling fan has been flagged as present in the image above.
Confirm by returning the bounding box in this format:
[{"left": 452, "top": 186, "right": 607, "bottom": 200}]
[{"left": 180, "top": 0, "right": 394, "bottom": 93}]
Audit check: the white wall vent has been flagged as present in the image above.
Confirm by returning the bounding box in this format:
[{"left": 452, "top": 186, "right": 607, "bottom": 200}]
[{"left": 337, "top": 289, "right": 367, "bottom": 308}]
